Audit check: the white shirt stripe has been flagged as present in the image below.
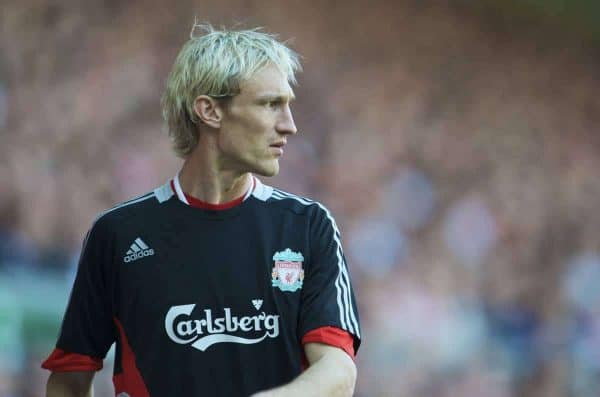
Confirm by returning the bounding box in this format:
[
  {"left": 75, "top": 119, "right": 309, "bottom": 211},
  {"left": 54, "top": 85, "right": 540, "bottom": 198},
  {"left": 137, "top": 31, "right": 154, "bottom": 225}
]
[
  {"left": 173, "top": 172, "right": 189, "bottom": 205},
  {"left": 96, "top": 192, "right": 155, "bottom": 220}
]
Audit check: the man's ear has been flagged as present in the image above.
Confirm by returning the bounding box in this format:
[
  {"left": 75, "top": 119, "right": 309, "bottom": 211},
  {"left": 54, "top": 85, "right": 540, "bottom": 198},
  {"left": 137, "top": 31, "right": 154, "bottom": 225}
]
[{"left": 193, "top": 95, "right": 223, "bottom": 129}]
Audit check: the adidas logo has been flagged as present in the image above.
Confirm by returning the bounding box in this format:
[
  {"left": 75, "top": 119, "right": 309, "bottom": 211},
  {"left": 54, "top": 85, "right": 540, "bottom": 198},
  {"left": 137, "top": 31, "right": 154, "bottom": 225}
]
[{"left": 123, "top": 237, "right": 155, "bottom": 263}]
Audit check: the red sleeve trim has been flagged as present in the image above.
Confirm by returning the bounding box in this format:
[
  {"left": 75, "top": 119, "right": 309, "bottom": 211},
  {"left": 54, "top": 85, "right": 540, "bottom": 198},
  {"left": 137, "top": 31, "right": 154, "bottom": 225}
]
[
  {"left": 302, "top": 326, "right": 355, "bottom": 359},
  {"left": 41, "top": 348, "right": 103, "bottom": 372}
]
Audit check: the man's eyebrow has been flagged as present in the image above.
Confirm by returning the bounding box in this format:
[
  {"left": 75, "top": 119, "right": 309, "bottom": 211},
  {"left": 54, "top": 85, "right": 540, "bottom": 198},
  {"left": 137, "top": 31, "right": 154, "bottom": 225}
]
[{"left": 257, "top": 93, "right": 296, "bottom": 102}]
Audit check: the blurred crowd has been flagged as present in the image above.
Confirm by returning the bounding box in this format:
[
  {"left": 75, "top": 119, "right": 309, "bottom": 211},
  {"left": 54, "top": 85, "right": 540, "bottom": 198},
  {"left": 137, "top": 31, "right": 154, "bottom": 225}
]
[{"left": 2, "top": 1, "right": 600, "bottom": 396}]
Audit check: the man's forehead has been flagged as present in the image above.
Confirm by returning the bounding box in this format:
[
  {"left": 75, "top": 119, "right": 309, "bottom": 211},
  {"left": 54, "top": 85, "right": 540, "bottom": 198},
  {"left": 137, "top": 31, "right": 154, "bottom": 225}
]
[{"left": 239, "top": 65, "right": 295, "bottom": 98}]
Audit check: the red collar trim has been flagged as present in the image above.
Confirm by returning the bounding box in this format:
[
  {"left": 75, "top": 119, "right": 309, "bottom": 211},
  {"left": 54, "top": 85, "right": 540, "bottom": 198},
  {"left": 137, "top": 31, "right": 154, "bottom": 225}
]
[{"left": 170, "top": 177, "right": 255, "bottom": 211}]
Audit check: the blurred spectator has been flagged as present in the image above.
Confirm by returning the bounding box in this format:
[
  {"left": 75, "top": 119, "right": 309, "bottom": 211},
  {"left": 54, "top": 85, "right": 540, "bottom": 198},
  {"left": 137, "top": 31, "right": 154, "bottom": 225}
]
[
  {"left": 443, "top": 195, "right": 498, "bottom": 269},
  {"left": 0, "top": 81, "right": 7, "bottom": 129},
  {"left": 348, "top": 215, "right": 408, "bottom": 278},
  {"left": 382, "top": 167, "right": 436, "bottom": 232}
]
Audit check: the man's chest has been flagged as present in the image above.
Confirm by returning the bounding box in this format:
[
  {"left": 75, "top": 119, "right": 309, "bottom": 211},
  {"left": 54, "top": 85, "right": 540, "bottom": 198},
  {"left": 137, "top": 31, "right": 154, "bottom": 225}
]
[{"left": 110, "top": 216, "right": 310, "bottom": 352}]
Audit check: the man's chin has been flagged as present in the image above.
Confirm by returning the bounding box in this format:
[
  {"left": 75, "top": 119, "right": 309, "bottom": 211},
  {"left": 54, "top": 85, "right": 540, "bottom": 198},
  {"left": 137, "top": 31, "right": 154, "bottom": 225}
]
[
  {"left": 254, "top": 169, "right": 279, "bottom": 178},
  {"left": 253, "top": 161, "right": 279, "bottom": 177}
]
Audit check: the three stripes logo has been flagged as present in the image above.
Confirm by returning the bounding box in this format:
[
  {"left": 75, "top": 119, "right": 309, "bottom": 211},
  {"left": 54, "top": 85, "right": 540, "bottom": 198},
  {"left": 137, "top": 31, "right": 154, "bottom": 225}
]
[{"left": 123, "top": 237, "right": 155, "bottom": 263}]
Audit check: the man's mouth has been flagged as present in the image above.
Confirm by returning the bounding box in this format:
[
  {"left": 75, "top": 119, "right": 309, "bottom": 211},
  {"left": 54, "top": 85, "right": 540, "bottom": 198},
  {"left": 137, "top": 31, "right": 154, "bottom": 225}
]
[{"left": 269, "top": 142, "right": 286, "bottom": 155}]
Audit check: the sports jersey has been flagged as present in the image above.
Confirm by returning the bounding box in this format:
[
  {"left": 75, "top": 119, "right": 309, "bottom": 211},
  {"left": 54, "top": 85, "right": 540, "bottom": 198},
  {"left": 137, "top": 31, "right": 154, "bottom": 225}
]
[{"left": 43, "top": 175, "right": 361, "bottom": 396}]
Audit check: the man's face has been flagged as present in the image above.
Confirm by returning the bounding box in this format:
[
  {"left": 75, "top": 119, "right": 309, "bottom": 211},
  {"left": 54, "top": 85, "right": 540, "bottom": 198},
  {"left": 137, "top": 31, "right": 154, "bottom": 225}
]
[{"left": 217, "top": 64, "right": 297, "bottom": 177}]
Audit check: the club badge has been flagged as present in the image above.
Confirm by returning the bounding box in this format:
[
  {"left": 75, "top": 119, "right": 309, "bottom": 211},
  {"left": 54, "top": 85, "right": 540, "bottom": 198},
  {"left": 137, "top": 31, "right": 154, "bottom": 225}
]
[{"left": 271, "top": 248, "right": 304, "bottom": 292}]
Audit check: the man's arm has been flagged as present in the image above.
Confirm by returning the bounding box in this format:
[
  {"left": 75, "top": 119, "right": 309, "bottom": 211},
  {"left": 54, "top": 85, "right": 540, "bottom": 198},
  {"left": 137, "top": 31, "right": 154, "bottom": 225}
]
[
  {"left": 251, "top": 343, "right": 357, "bottom": 397},
  {"left": 46, "top": 371, "right": 95, "bottom": 397}
]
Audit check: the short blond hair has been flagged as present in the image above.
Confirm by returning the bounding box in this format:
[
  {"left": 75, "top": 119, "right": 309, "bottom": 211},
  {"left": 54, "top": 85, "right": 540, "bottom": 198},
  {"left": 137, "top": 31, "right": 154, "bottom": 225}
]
[{"left": 161, "top": 24, "right": 302, "bottom": 157}]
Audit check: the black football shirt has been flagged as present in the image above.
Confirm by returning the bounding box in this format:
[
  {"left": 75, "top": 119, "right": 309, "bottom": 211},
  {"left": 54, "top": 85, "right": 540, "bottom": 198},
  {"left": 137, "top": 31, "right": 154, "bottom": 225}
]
[{"left": 52, "top": 176, "right": 361, "bottom": 396}]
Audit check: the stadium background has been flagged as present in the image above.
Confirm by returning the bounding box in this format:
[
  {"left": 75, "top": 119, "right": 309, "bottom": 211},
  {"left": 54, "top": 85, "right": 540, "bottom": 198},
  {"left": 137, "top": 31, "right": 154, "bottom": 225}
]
[{"left": 2, "top": 1, "right": 600, "bottom": 396}]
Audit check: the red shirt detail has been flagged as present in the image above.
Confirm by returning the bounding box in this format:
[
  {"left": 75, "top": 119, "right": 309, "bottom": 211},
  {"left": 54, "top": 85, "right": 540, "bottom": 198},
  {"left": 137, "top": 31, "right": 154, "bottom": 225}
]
[
  {"left": 171, "top": 177, "right": 255, "bottom": 210},
  {"left": 302, "top": 326, "right": 356, "bottom": 359},
  {"left": 184, "top": 192, "right": 245, "bottom": 210},
  {"left": 113, "top": 317, "right": 150, "bottom": 397},
  {"left": 41, "top": 348, "right": 103, "bottom": 372}
]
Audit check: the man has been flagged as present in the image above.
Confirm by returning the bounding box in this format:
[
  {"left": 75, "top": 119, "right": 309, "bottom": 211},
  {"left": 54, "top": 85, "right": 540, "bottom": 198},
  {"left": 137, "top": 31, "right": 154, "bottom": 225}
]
[{"left": 43, "top": 25, "right": 361, "bottom": 397}]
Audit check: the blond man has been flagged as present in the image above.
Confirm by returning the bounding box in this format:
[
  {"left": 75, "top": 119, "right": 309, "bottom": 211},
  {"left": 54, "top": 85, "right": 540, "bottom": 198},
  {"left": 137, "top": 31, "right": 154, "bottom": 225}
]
[{"left": 43, "top": 25, "right": 361, "bottom": 397}]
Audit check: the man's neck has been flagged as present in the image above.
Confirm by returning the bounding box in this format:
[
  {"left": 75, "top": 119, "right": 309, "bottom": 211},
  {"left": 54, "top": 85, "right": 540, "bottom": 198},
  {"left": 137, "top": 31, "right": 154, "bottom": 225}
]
[{"left": 178, "top": 145, "right": 252, "bottom": 204}]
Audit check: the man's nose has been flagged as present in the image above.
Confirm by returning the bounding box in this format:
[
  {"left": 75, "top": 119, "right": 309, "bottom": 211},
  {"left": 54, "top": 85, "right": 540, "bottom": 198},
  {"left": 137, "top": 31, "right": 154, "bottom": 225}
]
[{"left": 277, "top": 105, "right": 297, "bottom": 135}]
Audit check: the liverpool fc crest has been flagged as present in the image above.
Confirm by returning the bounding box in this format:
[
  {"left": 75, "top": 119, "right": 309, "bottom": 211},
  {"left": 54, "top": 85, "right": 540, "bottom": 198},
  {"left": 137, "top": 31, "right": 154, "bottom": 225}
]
[{"left": 271, "top": 248, "right": 304, "bottom": 292}]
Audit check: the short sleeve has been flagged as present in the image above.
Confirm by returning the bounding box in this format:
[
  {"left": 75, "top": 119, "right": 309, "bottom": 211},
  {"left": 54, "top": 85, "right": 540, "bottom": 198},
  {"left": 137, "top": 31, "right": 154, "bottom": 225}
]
[
  {"left": 44, "top": 218, "right": 116, "bottom": 370},
  {"left": 299, "top": 205, "right": 361, "bottom": 354}
]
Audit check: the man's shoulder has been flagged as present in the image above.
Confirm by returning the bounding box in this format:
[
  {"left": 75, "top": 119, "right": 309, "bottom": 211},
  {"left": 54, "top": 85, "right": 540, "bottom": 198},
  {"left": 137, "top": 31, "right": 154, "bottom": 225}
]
[
  {"left": 92, "top": 182, "right": 173, "bottom": 228},
  {"left": 259, "top": 183, "right": 332, "bottom": 220}
]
